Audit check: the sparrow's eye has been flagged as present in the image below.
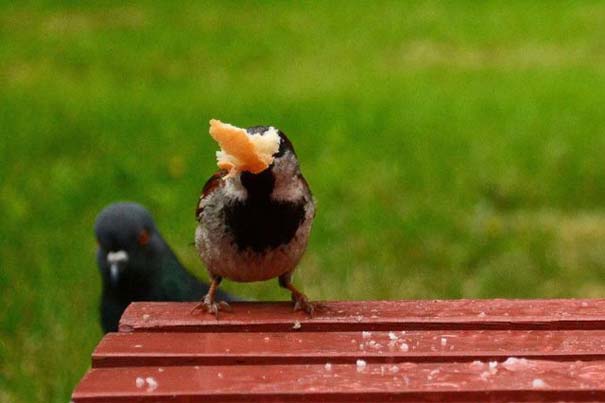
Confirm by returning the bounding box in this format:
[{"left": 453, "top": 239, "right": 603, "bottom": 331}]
[{"left": 138, "top": 230, "right": 150, "bottom": 246}]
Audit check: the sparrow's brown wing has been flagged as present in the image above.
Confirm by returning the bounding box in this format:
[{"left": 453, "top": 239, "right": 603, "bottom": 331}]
[
  {"left": 195, "top": 170, "right": 227, "bottom": 221},
  {"left": 297, "top": 172, "right": 312, "bottom": 197},
  {"left": 297, "top": 172, "right": 316, "bottom": 218}
]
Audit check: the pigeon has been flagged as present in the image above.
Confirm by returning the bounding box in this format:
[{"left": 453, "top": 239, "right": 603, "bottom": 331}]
[{"left": 95, "top": 202, "right": 234, "bottom": 332}]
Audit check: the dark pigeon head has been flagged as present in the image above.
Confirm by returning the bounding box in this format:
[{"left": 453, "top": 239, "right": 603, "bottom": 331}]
[{"left": 94, "top": 202, "right": 161, "bottom": 290}]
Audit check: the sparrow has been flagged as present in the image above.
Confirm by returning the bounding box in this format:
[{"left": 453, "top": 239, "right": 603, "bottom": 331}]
[
  {"left": 194, "top": 120, "right": 315, "bottom": 316},
  {"left": 95, "top": 202, "right": 235, "bottom": 332}
]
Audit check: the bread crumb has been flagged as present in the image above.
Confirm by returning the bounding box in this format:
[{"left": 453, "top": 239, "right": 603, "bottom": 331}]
[
  {"left": 145, "top": 377, "right": 158, "bottom": 392},
  {"left": 503, "top": 357, "right": 529, "bottom": 371},
  {"left": 209, "top": 119, "right": 280, "bottom": 175}
]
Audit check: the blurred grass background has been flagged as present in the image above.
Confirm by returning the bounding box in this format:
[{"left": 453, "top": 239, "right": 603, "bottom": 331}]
[{"left": 2, "top": 1, "right": 605, "bottom": 401}]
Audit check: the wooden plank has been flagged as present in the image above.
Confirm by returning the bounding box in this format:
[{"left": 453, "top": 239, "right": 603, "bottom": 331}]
[
  {"left": 120, "top": 300, "right": 605, "bottom": 333},
  {"left": 72, "top": 360, "right": 605, "bottom": 402},
  {"left": 93, "top": 330, "right": 605, "bottom": 368}
]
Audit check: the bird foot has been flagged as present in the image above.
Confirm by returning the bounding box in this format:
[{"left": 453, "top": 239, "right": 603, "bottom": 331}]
[
  {"left": 292, "top": 293, "right": 314, "bottom": 317},
  {"left": 191, "top": 294, "right": 231, "bottom": 319}
]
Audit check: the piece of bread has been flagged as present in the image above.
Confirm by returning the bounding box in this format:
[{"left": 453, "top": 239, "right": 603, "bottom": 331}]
[{"left": 209, "top": 119, "right": 281, "bottom": 175}]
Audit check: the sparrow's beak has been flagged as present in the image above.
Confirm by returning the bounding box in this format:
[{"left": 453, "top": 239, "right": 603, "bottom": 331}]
[{"left": 107, "top": 250, "right": 129, "bottom": 286}]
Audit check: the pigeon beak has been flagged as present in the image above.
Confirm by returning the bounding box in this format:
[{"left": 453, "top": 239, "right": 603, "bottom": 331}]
[
  {"left": 107, "top": 250, "right": 129, "bottom": 287},
  {"left": 109, "top": 263, "right": 121, "bottom": 286}
]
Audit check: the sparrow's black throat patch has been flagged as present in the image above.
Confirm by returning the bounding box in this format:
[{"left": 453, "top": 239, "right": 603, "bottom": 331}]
[{"left": 225, "top": 170, "right": 305, "bottom": 252}]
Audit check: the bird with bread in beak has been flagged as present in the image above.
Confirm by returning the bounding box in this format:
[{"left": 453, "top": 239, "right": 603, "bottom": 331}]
[{"left": 194, "top": 119, "right": 316, "bottom": 316}]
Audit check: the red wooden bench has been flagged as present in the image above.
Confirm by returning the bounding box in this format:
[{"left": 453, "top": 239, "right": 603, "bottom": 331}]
[{"left": 72, "top": 300, "right": 605, "bottom": 402}]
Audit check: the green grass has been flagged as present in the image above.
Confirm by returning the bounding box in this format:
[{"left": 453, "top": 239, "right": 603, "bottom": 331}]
[{"left": 2, "top": 1, "right": 605, "bottom": 401}]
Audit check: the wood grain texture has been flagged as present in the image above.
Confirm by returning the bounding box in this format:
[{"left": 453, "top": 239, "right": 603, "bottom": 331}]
[
  {"left": 73, "top": 360, "right": 605, "bottom": 402},
  {"left": 93, "top": 330, "right": 605, "bottom": 367},
  {"left": 72, "top": 300, "right": 605, "bottom": 402},
  {"left": 120, "top": 300, "right": 605, "bottom": 332}
]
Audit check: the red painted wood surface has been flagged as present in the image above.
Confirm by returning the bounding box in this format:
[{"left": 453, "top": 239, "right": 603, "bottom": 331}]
[
  {"left": 119, "top": 300, "right": 605, "bottom": 332},
  {"left": 72, "top": 300, "right": 605, "bottom": 402},
  {"left": 93, "top": 330, "right": 605, "bottom": 367},
  {"left": 73, "top": 361, "right": 605, "bottom": 402}
]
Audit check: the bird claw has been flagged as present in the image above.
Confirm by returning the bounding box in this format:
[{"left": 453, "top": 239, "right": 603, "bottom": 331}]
[
  {"left": 218, "top": 300, "right": 232, "bottom": 312},
  {"left": 292, "top": 293, "right": 314, "bottom": 317},
  {"left": 191, "top": 295, "right": 231, "bottom": 319}
]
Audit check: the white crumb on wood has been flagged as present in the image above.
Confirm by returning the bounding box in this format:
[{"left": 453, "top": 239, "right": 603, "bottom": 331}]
[
  {"left": 135, "top": 377, "right": 145, "bottom": 388},
  {"left": 399, "top": 342, "right": 409, "bottom": 352},
  {"left": 532, "top": 378, "right": 547, "bottom": 388},
  {"left": 502, "top": 357, "right": 529, "bottom": 371},
  {"left": 292, "top": 321, "right": 302, "bottom": 329},
  {"left": 362, "top": 331, "right": 372, "bottom": 339},
  {"left": 488, "top": 361, "right": 498, "bottom": 374},
  {"left": 145, "top": 377, "right": 158, "bottom": 392}
]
